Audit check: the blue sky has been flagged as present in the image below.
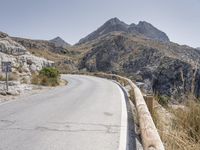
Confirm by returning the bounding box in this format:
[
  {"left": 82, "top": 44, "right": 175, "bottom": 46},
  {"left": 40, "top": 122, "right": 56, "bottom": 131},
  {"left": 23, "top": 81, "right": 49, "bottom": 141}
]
[{"left": 0, "top": 0, "right": 199, "bottom": 47}]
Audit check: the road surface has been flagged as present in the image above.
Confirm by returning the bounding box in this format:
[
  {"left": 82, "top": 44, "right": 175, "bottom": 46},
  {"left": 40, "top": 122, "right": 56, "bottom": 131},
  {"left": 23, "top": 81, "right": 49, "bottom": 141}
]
[{"left": 0, "top": 75, "right": 128, "bottom": 150}]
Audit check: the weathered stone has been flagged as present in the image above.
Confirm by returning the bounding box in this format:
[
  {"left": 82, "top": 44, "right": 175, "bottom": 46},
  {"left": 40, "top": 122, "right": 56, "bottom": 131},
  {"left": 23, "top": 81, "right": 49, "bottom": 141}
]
[
  {"left": 0, "top": 37, "right": 26, "bottom": 55},
  {"left": 30, "top": 64, "right": 37, "bottom": 72},
  {"left": 6, "top": 90, "right": 20, "bottom": 96},
  {"left": 0, "top": 35, "right": 54, "bottom": 96}
]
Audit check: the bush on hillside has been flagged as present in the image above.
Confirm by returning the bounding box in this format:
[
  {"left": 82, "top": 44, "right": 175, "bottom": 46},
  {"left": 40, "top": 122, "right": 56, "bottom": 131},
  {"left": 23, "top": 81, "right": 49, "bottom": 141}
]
[{"left": 31, "top": 67, "right": 60, "bottom": 86}]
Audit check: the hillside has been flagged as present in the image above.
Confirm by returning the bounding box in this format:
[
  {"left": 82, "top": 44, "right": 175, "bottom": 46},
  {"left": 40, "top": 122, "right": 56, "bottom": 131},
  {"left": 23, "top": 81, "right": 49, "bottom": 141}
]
[
  {"left": 11, "top": 36, "right": 79, "bottom": 73},
  {"left": 78, "top": 31, "right": 200, "bottom": 102}
]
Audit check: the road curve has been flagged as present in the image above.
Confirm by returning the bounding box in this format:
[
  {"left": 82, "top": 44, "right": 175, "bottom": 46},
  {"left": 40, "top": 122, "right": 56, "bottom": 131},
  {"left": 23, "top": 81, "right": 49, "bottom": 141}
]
[{"left": 0, "top": 75, "right": 128, "bottom": 150}]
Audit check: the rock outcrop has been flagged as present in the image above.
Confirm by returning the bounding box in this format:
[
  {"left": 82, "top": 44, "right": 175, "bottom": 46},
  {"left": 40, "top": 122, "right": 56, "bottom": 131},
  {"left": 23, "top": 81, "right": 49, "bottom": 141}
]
[
  {"left": 0, "top": 32, "right": 8, "bottom": 38},
  {"left": 12, "top": 37, "right": 71, "bottom": 54},
  {"left": 0, "top": 35, "right": 53, "bottom": 95},
  {"left": 0, "top": 37, "right": 27, "bottom": 55}
]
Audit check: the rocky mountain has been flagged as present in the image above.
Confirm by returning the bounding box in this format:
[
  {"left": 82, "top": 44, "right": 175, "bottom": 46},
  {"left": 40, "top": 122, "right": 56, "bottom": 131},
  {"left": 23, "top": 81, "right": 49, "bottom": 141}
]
[
  {"left": 78, "top": 32, "right": 200, "bottom": 103},
  {"left": 50, "top": 36, "right": 71, "bottom": 48},
  {"left": 12, "top": 37, "right": 70, "bottom": 54},
  {"left": 196, "top": 47, "right": 200, "bottom": 50},
  {"left": 78, "top": 18, "right": 169, "bottom": 44}
]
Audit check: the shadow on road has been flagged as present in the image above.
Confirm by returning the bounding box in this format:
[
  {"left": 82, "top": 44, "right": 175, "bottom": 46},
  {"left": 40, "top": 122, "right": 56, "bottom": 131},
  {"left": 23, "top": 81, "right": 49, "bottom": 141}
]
[{"left": 119, "top": 85, "right": 143, "bottom": 150}]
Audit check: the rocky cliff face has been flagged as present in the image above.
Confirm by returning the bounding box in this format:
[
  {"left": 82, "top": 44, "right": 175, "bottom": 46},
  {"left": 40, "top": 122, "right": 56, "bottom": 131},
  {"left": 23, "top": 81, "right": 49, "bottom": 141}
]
[
  {"left": 79, "top": 32, "right": 200, "bottom": 102},
  {"left": 0, "top": 35, "right": 53, "bottom": 95},
  {"left": 78, "top": 18, "right": 169, "bottom": 44}
]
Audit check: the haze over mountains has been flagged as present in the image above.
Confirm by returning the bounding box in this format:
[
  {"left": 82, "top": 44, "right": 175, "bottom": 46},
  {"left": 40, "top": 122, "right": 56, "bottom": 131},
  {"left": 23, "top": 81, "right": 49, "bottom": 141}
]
[{"left": 1, "top": 17, "right": 200, "bottom": 103}]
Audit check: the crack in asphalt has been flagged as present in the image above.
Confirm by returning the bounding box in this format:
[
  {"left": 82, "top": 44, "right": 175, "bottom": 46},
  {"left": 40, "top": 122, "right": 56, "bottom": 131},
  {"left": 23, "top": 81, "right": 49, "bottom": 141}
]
[
  {"left": 0, "top": 121, "right": 121, "bottom": 134},
  {"left": 48, "top": 121, "right": 122, "bottom": 127},
  {"left": 0, "top": 120, "right": 16, "bottom": 127},
  {"left": 48, "top": 121, "right": 122, "bottom": 133},
  {"left": 0, "top": 126, "right": 119, "bottom": 134}
]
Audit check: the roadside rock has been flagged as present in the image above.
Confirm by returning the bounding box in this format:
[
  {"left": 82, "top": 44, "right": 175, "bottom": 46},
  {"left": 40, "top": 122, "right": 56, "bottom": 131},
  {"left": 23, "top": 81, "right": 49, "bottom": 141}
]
[{"left": 0, "top": 36, "right": 54, "bottom": 96}]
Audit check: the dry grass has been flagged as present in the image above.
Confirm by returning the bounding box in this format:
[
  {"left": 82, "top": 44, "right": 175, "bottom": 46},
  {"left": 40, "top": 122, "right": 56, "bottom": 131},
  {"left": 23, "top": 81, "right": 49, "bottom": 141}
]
[
  {"left": 153, "top": 99, "right": 200, "bottom": 150},
  {"left": 29, "top": 48, "right": 67, "bottom": 62},
  {"left": 89, "top": 72, "right": 200, "bottom": 149},
  {"left": 0, "top": 73, "right": 18, "bottom": 81},
  {"left": 31, "top": 73, "right": 59, "bottom": 86}
]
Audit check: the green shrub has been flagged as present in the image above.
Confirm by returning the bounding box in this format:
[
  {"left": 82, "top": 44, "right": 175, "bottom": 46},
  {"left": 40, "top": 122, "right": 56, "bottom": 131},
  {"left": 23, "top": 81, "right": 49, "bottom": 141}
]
[
  {"left": 155, "top": 95, "right": 169, "bottom": 108},
  {"left": 31, "top": 67, "right": 60, "bottom": 86},
  {"left": 39, "top": 67, "right": 60, "bottom": 78}
]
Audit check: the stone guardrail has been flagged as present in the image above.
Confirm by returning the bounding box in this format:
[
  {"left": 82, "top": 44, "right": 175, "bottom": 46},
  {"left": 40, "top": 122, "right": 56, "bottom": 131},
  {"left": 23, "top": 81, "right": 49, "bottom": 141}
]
[{"left": 91, "top": 72, "right": 165, "bottom": 150}]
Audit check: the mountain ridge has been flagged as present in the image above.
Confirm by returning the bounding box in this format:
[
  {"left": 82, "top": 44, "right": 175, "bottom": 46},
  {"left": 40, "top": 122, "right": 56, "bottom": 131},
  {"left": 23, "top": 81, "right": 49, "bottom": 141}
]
[{"left": 78, "top": 17, "right": 170, "bottom": 44}]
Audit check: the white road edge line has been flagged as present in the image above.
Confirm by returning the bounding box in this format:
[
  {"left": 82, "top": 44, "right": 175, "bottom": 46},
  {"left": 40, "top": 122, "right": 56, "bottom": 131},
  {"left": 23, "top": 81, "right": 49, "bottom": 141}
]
[{"left": 117, "top": 85, "right": 128, "bottom": 150}]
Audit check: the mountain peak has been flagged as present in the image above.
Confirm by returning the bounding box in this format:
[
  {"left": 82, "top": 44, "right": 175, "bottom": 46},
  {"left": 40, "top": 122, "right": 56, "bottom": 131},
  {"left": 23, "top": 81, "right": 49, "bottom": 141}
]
[
  {"left": 78, "top": 18, "right": 129, "bottom": 44},
  {"left": 106, "top": 17, "right": 122, "bottom": 24},
  {"left": 53, "top": 36, "right": 63, "bottom": 40},
  {"left": 78, "top": 18, "right": 170, "bottom": 44},
  {"left": 136, "top": 21, "right": 170, "bottom": 42},
  {"left": 105, "top": 17, "right": 129, "bottom": 28},
  {"left": 138, "top": 21, "right": 152, "bottom": 26},
  {"left": 50, "top": 36, "right": 70, "bottom": 48}
]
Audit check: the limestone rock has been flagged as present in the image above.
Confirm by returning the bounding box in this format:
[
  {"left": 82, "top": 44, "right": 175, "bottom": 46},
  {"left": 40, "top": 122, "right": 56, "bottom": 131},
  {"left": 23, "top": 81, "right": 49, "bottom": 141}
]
[
  {"left": 0, "top": 37, "right": 27, "bottom": 55},
  {"left": 0, "top": 35, "right": 54, "bottom": 95}
]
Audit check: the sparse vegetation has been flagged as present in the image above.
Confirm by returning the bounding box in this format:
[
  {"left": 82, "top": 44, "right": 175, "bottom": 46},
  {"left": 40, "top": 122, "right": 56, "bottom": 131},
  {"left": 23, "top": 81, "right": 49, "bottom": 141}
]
[
  {"left": 31, "top": 67, "right": 60, "bottom": 86},
  {"left": 155, "top": 94, "right": 169, "bottom": 108},
  {"left": 0, "top": 73, "right": 18, "bottom": 81},
  {"left": 153, "top": 97, "right": 200, "bottom": 150}
]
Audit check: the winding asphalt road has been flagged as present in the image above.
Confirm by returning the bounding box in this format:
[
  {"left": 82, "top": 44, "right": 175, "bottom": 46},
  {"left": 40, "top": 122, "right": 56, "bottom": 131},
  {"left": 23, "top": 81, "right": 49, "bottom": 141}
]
[{"left": 0, "top": 75, "right": 128, "bottom": 150}]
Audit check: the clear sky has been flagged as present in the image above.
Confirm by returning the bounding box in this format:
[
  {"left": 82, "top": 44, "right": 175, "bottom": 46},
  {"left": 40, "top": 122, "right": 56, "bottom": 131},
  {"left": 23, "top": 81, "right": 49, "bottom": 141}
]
[{"left": 0, "top": 0, "right": 199, "bottom": 47}]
